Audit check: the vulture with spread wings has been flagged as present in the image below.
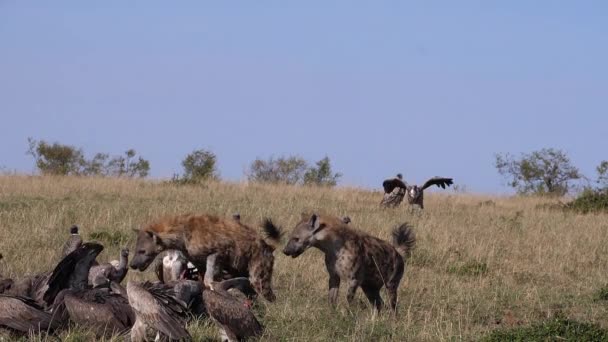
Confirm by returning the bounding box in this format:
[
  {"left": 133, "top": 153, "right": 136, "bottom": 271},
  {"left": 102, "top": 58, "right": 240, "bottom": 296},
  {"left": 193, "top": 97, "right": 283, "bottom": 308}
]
[
  {"left": 381, "top": 174, "right": 453, "bottom": 209},
  {"left": 406, "top": 177, "right": 453, "bottom": 209}
]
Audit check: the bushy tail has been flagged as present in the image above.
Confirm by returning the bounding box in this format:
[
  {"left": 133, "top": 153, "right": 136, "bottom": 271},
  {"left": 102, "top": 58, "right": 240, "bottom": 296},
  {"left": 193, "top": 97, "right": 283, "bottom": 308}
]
[
  {"left": 391, "top": 223, "right": 416, "bottom": 258},
  {"left": 261, "top": 218, "right": 283, "bottom": 250}
]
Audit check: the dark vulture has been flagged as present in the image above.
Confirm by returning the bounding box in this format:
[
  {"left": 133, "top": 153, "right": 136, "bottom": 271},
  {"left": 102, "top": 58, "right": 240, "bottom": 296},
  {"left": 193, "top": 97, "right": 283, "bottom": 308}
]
[
  {"left": 88, "top": 248, "right": 129, "bottom": 287},
  {"left": 204, "top": 277, "right": 263, "bottom": 342},
  {"left": 127, "top": 280, "right": 191, "bottom": 341},
  {"left": 380, "top": 174, "right": 407, "bottom": 208},
  {"left": 406, "top": 177, "right": 453, "bottom": 209},
  {"left": 46, "top": 242, "right": 135, "bottom": 338},
  {"left": 0, "top": 294, "right": 63, "bottom": 335},
  {"left": 381, "top": 174, "right": 453, "bottom": 209},
  {"left": 61, "top": 225, "right": 83, "bottom": 258}
]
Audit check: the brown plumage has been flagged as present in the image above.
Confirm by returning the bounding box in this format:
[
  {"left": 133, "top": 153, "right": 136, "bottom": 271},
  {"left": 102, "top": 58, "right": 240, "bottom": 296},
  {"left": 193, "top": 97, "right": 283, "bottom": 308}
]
[
  {"left": 0, "top": 294, "right": 62, "bottom": 335},
  {"left": 204, "top": 277, "right": 263, "bottom": 342},
  {"left": 381, "top": 174, "right": 407, "bottom": 208},
  {"left": 47, "top": 242, "right": 135, "bottom": 338},
  {"left": 127, "top": 281, "right": 191, "bottom": 341}
]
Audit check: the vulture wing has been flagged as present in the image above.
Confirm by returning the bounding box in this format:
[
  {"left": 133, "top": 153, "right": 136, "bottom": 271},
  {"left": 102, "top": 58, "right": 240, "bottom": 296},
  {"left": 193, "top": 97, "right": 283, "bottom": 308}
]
[
  {"left": 0, "top": 294, "right": 62, "bottom": 333},
  {"left": 127, "top": 281, "right": 190, "bottom": 340},
  {"left": 63, "top": 289, "right": 134, "bottom": 337},
  {"left": 421, "top": 177, "right": 453, "bottom": 191},
  {"left": 203, "top": 289, "right": 263, "bottom": 339},
  {"left": 382, "top": 178, "right": 407, "bottom": 194}
]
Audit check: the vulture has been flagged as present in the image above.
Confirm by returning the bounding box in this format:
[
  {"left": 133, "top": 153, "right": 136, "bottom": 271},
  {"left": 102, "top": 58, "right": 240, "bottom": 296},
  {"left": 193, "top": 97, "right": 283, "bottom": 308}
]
[
  {"left": 126, "top": 280, "right": 191, "bottom": 341},
  {"left": 88, "top": 248, "right": 129, "bottom": 287},
  {"left": 167, "top": 279, "right": 205, "bottom": 317},
  {"left": 381, "top": 174, "right": 453, "bottom": 209},
  {"left": 380, "top": 174, "right": 407, "bottom": 208},
  {"left": 0, "top": 294, "right": 63, "bottom": 335},
  {"left": 61, "top": 225, "right": 83, "bottom": 257},
  {"left": 405, "top": 177, "right": 453, "bottom": 209},
  {"left": 46, "top": 242, "right": 135, "bottom": 338},
  {"left": 204, "top": 277, "right": 263, "bottom": 342}
]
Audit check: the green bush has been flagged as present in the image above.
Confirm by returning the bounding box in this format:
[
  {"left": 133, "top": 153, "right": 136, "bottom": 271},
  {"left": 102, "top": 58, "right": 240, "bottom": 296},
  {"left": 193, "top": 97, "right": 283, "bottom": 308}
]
[
  {"left": 566, "top": 188, "right": 608, "bottom": 213},
  {"left": 483, "top": 318, "right": 608, "bottom": 342}
]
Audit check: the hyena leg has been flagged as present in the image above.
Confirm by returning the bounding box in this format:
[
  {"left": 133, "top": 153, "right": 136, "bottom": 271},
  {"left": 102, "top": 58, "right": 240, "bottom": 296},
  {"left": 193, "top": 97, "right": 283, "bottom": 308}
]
[
  {"left": 386, "top": 260, "right": 405, "bottom": 312},
  {"left": 204, "top": 253, "right": 218, "bottom": 288},
  {"left": 362, "top": 285, "right": 384, "bottom": 312},
  {"left": 345, "top": 279, "right": 360, "bottom": 305},
  {"left": 328, "top": 274, "right": 340, "bottom": 306}
]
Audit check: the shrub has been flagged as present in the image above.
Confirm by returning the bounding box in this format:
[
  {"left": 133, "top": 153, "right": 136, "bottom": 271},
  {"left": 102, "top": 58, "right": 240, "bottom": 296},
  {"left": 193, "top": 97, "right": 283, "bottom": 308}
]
[
  {"left": 303, "top": 156, "right": 342, "bottom": 187},
  {"left": 180, "top": 149, "right": 219, "bottom": 182},
  {"left": 247, "top": 156, "right": 308, "bottom": 185},
  {"left": 565, "top": 188, "right": 608, "bottom": 214}
]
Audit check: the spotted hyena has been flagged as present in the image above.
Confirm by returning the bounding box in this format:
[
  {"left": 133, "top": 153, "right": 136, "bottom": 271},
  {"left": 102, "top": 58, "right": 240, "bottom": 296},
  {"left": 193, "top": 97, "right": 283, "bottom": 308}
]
[
  {"left": 283, "top": 213, "right": 415, "bottom": 311},
  {"left": 130, "top": 214, "right": 281, "bottom": 302}
]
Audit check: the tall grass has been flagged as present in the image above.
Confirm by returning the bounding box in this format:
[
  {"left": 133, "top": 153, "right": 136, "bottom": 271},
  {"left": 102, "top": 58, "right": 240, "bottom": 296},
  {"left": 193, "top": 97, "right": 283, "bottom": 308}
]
[{"left": 0, "top": 175, "right": 607, "bottom": 341}]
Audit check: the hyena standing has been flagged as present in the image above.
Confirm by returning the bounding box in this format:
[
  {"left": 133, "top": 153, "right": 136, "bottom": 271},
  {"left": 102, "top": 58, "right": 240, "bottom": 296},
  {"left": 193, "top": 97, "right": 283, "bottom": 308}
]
[
  {"left": 283, "top": 213, "right": 415, "bottom": 312},
  {"left": 130, "top": 214, "right": 281, "bottom": 302}
]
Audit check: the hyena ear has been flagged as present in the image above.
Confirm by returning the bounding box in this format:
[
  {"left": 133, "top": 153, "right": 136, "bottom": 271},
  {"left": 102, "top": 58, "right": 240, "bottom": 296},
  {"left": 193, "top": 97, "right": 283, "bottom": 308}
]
[{"left": 309, "top": 213, "right": 326, "bottom": 234}]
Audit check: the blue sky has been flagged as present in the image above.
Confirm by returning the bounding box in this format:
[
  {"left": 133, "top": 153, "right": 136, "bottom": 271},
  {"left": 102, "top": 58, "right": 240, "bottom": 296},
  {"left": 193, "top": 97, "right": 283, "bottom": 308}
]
[{"left": 1, "top": 1, "right": 606, "bottom": 193}]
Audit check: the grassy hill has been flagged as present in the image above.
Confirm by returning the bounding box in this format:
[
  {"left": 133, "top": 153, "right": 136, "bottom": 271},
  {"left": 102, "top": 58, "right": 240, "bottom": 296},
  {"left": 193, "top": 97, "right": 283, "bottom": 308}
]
[{"left": 1, "top": 175, "right": 607, "bottom": 341}]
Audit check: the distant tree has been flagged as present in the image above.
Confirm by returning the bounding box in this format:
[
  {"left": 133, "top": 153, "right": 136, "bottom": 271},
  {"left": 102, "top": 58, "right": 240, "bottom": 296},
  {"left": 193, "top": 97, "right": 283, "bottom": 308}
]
[
  {"left": 181, "top": 149, "right": 218, "bottom": 181},
  {"left": 84, "top": 153, "right": 110, "bottom": 176},
  {"left": 495, "top": 148, "right": 581, "bottom": 196},
  {"left": 596, "top": 161, "right": 608, "bottom": 189},
  {"left": 303, "top": 156, "right": 342, "bottom": 187},
  {"left": 27, "top": 138, "right": 87, "bottom": 175},
  {"left": 27, "top": 138, "right": 150, "bottom": 178},
  {"left": 106, "top": 149, "right": 150, "bottom": 178},
  {"left": 247, "top": 156, "right": 308, "bottom": 185}
]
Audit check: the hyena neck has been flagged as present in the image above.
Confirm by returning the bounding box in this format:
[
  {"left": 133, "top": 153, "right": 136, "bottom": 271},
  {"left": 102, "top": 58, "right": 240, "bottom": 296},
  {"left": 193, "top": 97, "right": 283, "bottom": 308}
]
[
  {"left": 158, "top": 231, "right": 187, "bottom": 252},
  {"left": 313, "top": 230, "right": 344, "bottom": 255}
]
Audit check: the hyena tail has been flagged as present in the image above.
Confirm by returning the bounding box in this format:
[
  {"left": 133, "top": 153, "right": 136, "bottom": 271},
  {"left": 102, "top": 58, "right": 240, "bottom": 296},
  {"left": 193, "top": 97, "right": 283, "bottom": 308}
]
[
  {"left": 261, "top": 218, "right": 284, "bottom": 250},
  {"left": 392, "top": 223, "right": 416, "bottom": 258}
]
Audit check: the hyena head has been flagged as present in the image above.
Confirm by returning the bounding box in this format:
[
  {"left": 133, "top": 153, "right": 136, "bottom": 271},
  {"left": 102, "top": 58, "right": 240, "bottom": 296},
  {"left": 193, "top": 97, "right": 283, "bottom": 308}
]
[
  {"left": 250, "top": 241, "right": 277, "bottom": 302},
  {"left": 283, "top": 213, "right": 326, "bottom": 258},
  {"left": 130, "top": 229, "right": 165, "bottom": 271}
]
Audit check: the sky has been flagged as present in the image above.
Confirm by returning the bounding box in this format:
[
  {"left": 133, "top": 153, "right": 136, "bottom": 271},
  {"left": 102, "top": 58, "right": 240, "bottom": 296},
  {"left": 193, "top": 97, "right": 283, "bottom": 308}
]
[{"left": 0, "top": 1, "right": 606, "bottom": 194}]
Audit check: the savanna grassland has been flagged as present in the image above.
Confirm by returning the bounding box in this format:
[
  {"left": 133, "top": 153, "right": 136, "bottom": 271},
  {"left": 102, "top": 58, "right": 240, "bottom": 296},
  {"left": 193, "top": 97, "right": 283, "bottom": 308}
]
[{"left": 1, "top": 175, "right": 608, "bottom": 341}]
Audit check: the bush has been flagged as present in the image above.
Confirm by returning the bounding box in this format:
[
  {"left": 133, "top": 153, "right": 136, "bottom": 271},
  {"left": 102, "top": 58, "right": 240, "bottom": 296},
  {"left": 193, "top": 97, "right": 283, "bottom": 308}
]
[
  {"left": 566, "top": 188, "right": 608, "bottom": 214},
  {"left": 483, "top": 318, "right": 608, "bottom": 341},
  {"left": 178, "top": 149, "right": 219, "bottom": 183},
  {"left": 247, "top": 156, "right": 308, "bottom": 185},
  {"left": 303, "top": 156, "right": 342, "bottom": 187},
  {"left": 27, "top": 138, "right": 87, "bottom": 175}
]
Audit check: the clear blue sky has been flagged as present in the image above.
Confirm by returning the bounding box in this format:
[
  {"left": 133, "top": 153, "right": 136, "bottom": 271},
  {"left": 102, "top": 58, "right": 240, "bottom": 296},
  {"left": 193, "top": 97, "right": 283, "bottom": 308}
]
[{"left": 1, "top": 1, "right": 606, "bottom": 193}]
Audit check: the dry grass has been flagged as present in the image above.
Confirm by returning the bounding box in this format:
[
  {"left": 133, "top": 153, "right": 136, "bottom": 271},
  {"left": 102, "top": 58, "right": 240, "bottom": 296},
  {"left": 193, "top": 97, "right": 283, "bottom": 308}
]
[{"left": 1, "top": 175, "right": 608, "bottom": 341}]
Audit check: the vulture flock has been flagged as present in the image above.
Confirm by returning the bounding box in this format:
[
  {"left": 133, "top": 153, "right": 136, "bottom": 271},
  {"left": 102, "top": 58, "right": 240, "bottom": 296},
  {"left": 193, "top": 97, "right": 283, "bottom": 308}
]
[
  {"left": 0, "top": 226, "right": 261, "bottom": 341},
  {"left": 381, "top": 173, "right": 454, "bottom": 209}
]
